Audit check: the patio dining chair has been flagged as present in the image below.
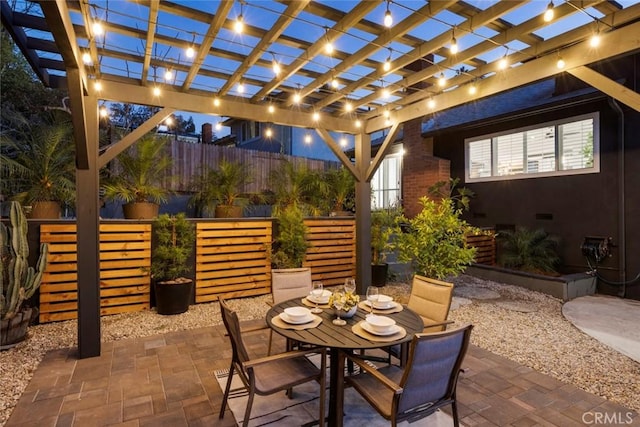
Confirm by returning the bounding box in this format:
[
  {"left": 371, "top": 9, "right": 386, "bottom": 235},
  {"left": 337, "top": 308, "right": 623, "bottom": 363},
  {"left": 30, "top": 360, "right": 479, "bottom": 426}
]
[
  {"left": 268, "top": 267, "right": 312, "bottom": 354},
  {"left": 344, "top": 324, "right": 473, "bottom": 427},
  {"left": 218, "top": 297, "right": 326, "bottom": 427}
]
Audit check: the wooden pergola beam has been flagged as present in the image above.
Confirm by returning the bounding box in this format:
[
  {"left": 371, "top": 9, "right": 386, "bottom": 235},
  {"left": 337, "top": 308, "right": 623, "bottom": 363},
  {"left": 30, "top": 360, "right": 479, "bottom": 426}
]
[{"left": 568, "top": 66, "right": 640, "bottom": 112}]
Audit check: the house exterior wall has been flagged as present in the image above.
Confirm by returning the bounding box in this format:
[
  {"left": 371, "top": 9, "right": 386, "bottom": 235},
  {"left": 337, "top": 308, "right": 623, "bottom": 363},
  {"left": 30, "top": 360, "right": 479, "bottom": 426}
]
[
  {"left": 430, "top": 97, "right": 640, "bottom": 300},
  {"left": 402, "top": 118, "right": 450, "bottom": 218}
]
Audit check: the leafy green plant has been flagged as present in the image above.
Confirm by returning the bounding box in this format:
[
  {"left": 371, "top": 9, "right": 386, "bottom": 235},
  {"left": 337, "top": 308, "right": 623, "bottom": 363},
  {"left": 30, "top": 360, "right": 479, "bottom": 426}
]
[
  {"left": 428, "top": 177, "right": 475, "bottom": 211},
  {"left": 271, "top": 204, "right": 310, "bottom": 269},
  {"left": 1, "top": 202, "right": 48, "bottom": 320},
  {"left": 190, "top": 160, "right": 253, "bottom": 216},
  {"left": 1, "top": 111, "right": 75, "bottom": 205},
  {"left": 371, "top": 207, "right": 402, "bottom": 265},
  {"left": 498, "top": 227, "right": 560, "bottom": 274},
  {"left": 150, "top": 213, "right": 195, "bottom": 282},
  {"left": 269, "top": 160, "right": 326, "bottom": 216},
  {"left": 102, "top": 134, "right": 172, "bottom": 204},
  {"left": 396, "top": 197, "right": 480, "bottom": 279},
  {"left": 325, "top": 167, "right": 355, "bottom": 214}
]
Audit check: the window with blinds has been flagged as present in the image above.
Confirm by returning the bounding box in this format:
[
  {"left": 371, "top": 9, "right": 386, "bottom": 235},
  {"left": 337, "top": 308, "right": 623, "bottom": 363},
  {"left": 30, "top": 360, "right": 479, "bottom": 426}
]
[{"left": 465, "top": 113, "right": 598, "bottom": 182}]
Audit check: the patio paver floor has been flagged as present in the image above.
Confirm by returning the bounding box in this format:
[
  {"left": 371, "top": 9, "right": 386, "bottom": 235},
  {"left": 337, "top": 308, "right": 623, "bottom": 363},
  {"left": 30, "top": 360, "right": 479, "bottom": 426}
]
[{"left": 5, "top": 324, "right": 637, "bottom": 426}]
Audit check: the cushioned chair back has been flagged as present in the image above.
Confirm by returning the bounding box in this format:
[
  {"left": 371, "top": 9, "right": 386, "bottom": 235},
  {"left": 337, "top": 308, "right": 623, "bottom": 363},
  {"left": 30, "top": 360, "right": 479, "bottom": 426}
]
[
  {"left": 271, "top": 268, "right": 312, "bottom": 304},
  {"left": 407, "top": 275, "right": 454, "bottom": 332},
  {"left": 219, "top": 298, "right": 251, "bottom": 364},
  {"left": 397, "top": 325, "right": 473, "bottom": 414}
]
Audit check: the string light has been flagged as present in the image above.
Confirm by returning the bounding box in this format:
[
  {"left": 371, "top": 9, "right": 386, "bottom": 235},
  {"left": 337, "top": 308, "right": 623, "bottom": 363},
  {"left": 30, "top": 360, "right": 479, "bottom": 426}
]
[
  {"left": 234, "top": 2, "right": 245, "bottom": 34},
  {"left": 383, "top": 110, "right": 390, "bottom": 118},
  {"left": 304, "top": 134, "right": 312, "bottom": 144},
  {"left": 382, "top": 87, "right": 390, "bottom": 99},
  {"left": 383, "top": 48, "right": 392, "bottom": 72},
  {"left": 94, "top": 80, "right": 102, "bottom": 91},
  {"left": 340, "top": 137, "right": 347, "bottom": 147},
  {"left": 272, "top": 59, "right": 281, "bottom": 76},
  {"left": 82, "top": 52, "right": 92, "bottom": 65},
  {"left": 186, "top": 46, "right": 195, "bottom": 58},
  {"left": 498, "top": 56, "right": 508, "bottom": 70},
  {"left": 213, "top": 96, "right": 221, "bottom": 107},
  {"left": 468, "top": 83, "right": 477, "bottom": 95},
  {"left": 556, "top": 56, "right": 565, "bottom": 69},
  {"left": 99, "top": 105, "right": 108, "bottom": 118},
  {"left": 355, "top": 119, "right": 362, "bottom": 128},
  {"left": 92, "top": 21, "right": 104, "bottom": 36},
  {"left": 544, "top": 1, "right": 554, "bottom": 22},
  {"left": 153, "top": 86, "right": 161, "bottom": 96},
  {"left": 237, "top": 82, "right": 245, "bottom": 93},
  {"left": 165, "top": 116, "right": 174, "bottom": 126},
  {"left": 331, "top": 77, "right": 339, "bottom": 89},
  {"left": 345, "top": 101, "right": 353, "bottom": 112},
  {"left": 293, "top": 92, "right": 301, "bottom": 104},
  {"left": 164, "top": 69, "right": 174, "bottom": 81},
  {"left": 312, "top": 111, "right": 320, "bottom": 121},
  {"left": 383, "top": 1, "right": 392, "bottom": 27},
  {"left": 427, "top": 98, "right": 436, "bottom": 109},
  {"left": 265, "top": 127, "right": 273, "bottom": 138},
  {"left": 590, "top": 31, "right": 601, "bottom": 47},
  {"left": 268, "top": 105, "right": 275, "bottom": 113},
  {"left": 450, "top": 29, "right": 458, "bottom": 54},
  {"left": 438, "top": 73, "right": 446, "bottom": 87},
  {"left": 324, "top": 27, "right": 334, "bottom": 54},
  {"left": 215, "top": 122, "right": 222, "bottom": 131}
]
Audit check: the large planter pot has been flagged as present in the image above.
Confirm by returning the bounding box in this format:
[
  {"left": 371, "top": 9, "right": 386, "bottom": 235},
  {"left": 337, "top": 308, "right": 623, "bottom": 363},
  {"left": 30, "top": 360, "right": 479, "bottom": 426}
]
[
  {"left": 1, "top": 307, "right": 36, "bottom": 350},
  {"left": 29, "top": 201, "right": 61, "bottom": 219},
  {"left": 154, "top": 278, "right": 193, "bottom": 315},
  {"left": 123, "top": 202, "right": 159, "bottom": 219},
  {"left": 371, "top": 263, "right": 389, "bottom": 287},
  {"left": 215, "top": 205, "right": 243, "bottom": 218}
]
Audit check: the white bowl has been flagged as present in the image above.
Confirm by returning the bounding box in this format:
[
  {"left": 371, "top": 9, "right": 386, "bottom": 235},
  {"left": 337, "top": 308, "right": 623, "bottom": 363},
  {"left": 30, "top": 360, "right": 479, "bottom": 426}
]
[
  {"left": 373, "top": 294, "right": 394, "bottom": 309},
  {"left": 284, "top": 306, "right": 311, "bottom": 321},
  {"left": 365, "top": 315, "right": 396, "bottom": 333},
  {"left": 309, "top": 289, "right": 331, "bottom": 303}
]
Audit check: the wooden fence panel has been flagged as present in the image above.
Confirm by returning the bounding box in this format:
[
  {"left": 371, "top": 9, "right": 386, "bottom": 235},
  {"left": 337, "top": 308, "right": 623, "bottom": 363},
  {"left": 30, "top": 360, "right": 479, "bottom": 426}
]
[
  {"left": 304, "top": 218, "right": 356, "bottom": 286},
  {"left": 39, "top": 223, "right": 151, "bottom": 323},
  {"left": 195, "top": 220, "right": 272, "bottom": 302},
  {"left": 467, "top": 229, "right": 496, "bottom": 266}
]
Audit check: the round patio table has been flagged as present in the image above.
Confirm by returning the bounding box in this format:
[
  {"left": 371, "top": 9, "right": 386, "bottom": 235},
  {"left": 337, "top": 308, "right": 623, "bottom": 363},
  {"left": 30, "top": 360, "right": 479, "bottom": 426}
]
[{"left": 266, "top": 297, "right": 423, "bottom": 427}]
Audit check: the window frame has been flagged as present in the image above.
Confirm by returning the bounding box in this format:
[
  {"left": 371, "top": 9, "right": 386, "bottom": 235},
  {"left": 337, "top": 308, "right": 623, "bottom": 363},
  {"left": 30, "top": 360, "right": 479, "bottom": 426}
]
[{"left": 465, "top": 112, "right": 599, "bottom": 183}]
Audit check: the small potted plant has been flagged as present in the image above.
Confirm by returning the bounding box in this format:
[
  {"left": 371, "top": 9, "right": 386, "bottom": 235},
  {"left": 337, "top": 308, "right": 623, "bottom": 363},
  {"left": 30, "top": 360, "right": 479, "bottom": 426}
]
[
  {"left": 325, "top": 167, "right": 355, "bottom": 216},
  {"left": 370, "top": 206, "right": 402, "bottom": 286},
  {"left": 328, "top": 291, "right": 360, "bottom": 318},
  {"left": 150, "top": 213, "right": 195, "bottom": 315}
]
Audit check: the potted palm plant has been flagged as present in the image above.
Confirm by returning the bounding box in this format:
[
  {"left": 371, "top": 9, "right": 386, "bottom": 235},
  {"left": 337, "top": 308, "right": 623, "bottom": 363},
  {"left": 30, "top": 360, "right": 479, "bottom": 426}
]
[
  {"left": 1, "top": 111, "right": 75, "bottom": 218},
  {"left": 190, "top": 160, "right": 252, "bottom": 218},
  {"left": 150, "top": 213, "right": 195, "bottom": 315},
  {"left": 1, "top": 201, "right": 48, "bottom": 349},
  {"left": 325, "top": 167, "right": 355, "bottom": 216},
  {"left": 102, "top": 134, "right": 171, "bottom": 219}
]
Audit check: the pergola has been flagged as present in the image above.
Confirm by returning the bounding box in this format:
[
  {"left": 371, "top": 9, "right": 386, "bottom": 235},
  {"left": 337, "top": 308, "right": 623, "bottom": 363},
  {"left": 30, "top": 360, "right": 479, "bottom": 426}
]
[{"left": 3, "top": 0, "right": 640, "bottom": 358}]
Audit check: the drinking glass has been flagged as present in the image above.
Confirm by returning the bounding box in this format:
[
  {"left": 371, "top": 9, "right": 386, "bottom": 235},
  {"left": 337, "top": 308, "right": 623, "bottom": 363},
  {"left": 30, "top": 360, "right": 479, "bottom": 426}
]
[
  {"left": 332, "top": 290, "right": 346, "bottom": 325},
  {"left": 344, "top": 278, "right": 356, "bottom": 294},
  {"left": 366, "top": 286, "right": 379, "bottom": 318},
  {"left": 311, "top": 281, "right": 323, "bottom": 314}
]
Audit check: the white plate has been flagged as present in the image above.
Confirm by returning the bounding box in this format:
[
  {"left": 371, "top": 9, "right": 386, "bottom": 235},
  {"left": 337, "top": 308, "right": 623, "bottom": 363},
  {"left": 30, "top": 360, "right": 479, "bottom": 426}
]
[
  {"left": 361, "top": 321, "right": 400, "bottom": 336},
  {"left": 279, "top": 312, "right": 315, "bottom": 325},
  {"left": 364, "top": 300, "right": 397, "bottom": 310}
]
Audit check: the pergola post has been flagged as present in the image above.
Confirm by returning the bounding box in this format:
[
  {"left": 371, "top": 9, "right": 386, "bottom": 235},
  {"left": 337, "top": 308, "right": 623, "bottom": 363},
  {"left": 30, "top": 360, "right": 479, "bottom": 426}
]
[
  {"left": 76, "top": 93, "right": 101, "bottom": 358},
  {"left": 354, "top": 132, "right": 372, "bottom": 293}
]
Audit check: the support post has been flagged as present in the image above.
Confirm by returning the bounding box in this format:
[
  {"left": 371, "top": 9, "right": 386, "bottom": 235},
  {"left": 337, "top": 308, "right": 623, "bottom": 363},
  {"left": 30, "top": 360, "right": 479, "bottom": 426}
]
[
  {"left": 354, "top": 133, "right": 371, "bottom": 293},
  {"left": 76, "top": 93, "right": 101, "bottom": 358}
]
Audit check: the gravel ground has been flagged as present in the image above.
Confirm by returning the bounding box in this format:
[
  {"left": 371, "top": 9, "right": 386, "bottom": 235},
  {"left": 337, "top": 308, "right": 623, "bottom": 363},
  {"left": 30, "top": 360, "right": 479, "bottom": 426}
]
[{"left": 1, "top": 274, "right": 639, "bottom": 426}]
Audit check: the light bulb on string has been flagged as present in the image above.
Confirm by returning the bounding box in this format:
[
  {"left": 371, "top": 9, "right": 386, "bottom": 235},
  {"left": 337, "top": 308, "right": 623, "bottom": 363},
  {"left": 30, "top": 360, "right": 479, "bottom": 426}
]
[
  {"left": 556, "top": 56, "right": 565, "bottom": 69},
  {"left": 450, "top": 33, "right": 458, "bottom": 54},
  {"left": 237, "top": 82, "right": 245, "bottom": 94},
  {"left": 164, "top": 69, "right": 174, "bottom": 81},
  {"left": 438, "top": 73, "right": 446, "bottom": 87},
  {"left": 355, "top": 119, "right": 362, "bottom": 128},
  {"left": 92, "top": 21, "right": 104, "bottom": 36},
  {"left": 293, "top": 92, "right": 301, "bottom": 104},
  {"left": 498, "top": 56, "right": 508, "bottom": 70},
  {"left": 331, "top": 77, "right": 339, "bottom": 89},
  {"left": 268, "top": 105, "right": 275, "bottom": 113},
  {"left": 186, "top": 46, "right": 195, "bottom": 58},
  {"left": 590, "top": 32, "right": 601, "bottom": 47},
  {"left": 427, "top": 98, "right": 435, "bottom": 109},
  {"left": 153, "top": 86, "right": 161, "bottom": 97},
  {"left": 235, "top": 2, "right": 245, "bottom": 34},
  {"left": 94, "top": 80, "right": 103, "bottom": 91},
  {"left": 82, "top": 52, "right": 92, "bottom": 65},
  {"left": 312, "top": 112, "right": 320, "bottom": 121},
  {"left": 340, "top": 137, "right": 347, "bottom": 147},
  {"left": 265, "top": 127, "right": 273, "bottom": 138},
  {"left": 383, "top": 1, "right": 392, "bottom": 27},
  {"left": 215, "top": 122, "right": 222, "bottom": 131},
  {"left": 99, "top": 105, "right": 108, "bottom": 118},
  {"left": 213, "top": 96, "right": 221, "bottom": 107},
  {"left": 345, "top": 101, "right": 353, "bottom": 112},
  {"left": 544, "top": 1, "right": 554, "bottom": 22},
  {"left": 304, "top": 134, "right": 312, "bottom": 144},
  {"left": 468, "top": 83, "right": 477, "bottom": 95}
]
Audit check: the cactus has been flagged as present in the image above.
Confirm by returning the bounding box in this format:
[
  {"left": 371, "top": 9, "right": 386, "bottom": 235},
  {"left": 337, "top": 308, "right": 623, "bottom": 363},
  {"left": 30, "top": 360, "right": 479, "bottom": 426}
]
[{"left": 0, "top": 201, "right": 48, "bottom": 320}]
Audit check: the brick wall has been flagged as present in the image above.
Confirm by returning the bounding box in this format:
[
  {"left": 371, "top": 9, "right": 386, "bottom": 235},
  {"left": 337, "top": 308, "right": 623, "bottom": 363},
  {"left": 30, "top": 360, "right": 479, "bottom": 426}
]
[{"left": 402, "top": 118, "right": 450, "bottom": 218}]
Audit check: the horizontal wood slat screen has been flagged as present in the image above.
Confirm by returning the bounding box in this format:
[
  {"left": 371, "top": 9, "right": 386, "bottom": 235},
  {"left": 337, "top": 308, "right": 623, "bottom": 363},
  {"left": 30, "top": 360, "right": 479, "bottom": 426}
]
[
  {"left": 195, "top": 220, "right": 272, "bottom": 302},
  {"left": 467, "top": 229, "right": 496, "bottom": 266},
  {"left": 304, "top": 218, "right": 356, "bottom": 286},
  {"left": 39, "top": 223, "right": 151, "bottom": 323}
]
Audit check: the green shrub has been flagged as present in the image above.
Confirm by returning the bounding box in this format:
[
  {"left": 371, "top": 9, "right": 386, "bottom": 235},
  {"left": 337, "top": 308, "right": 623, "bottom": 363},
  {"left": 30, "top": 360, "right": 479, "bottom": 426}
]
[{"left": 498, "top": 227, "right": 560, "bottom": 274}]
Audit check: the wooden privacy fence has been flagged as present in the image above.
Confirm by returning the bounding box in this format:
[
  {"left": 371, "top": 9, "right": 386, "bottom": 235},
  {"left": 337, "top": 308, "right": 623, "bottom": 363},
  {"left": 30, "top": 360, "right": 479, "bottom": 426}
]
[
  {"left": 466, "top": 229, "right": 496, "bottom": 265},
  {"left": 304, "top": 218, "right": 356, "bottom": 286},
  {"left": 195, "top": 220, "right": 272, "bottom": 302},
  {"left": 39, "top": 223, "right": 151, "bottom": 323},
  {"left": 37, "top": 218, "right": 357, "bottom": 322}
]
